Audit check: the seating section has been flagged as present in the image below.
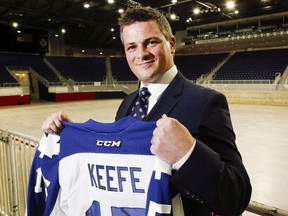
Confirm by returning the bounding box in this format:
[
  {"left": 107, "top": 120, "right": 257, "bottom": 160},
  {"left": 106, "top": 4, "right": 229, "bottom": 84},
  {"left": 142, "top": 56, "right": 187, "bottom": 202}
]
[
  {"left": 110, "top": 57, "right": 137, "bottom": 81},
  {"left": 47, "top": 56, "right": 106, "bottom": 82},
  {"left": 0, "top": 65, "right": 18, "bottom": 84},
  {"left": 174, "top": 53, "right": 228, "bottom": 81},
  {"left": 1, "top": 49, "right": 287, "bottom": 86},
  {"left": 0, "top": 52, "right": 58, "bottom": 84},
  {"left": 215, "top": 49, "right": 288, "bottom": 80}
]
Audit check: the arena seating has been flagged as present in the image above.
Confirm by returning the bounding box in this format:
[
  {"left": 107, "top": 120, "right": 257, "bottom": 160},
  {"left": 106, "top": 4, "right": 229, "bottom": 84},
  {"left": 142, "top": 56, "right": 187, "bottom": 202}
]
[
  {"left": 174, "top": 53, "right": 228, "bottom": 81},
  {"left": 110, "top": 57, "right": 137, "bottom": 81},
  {"left": 0, "top": 64, "right": 18, "bottom": 85},
  {"left": 46, "top": 56, "right": 106, "bottom": 82},
  {"left": 214, "top": 49, "right": 288, "bottom": 81},
  {"left": 0, "top": 52, "right": 58, "bottom": 83},
  {"left": 1, "top": 49, "right": 287, "bottom": 86}
]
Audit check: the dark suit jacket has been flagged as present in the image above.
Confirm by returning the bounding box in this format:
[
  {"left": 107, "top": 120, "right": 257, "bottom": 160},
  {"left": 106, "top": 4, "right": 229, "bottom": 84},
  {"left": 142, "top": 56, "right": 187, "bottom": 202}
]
[{"left": 115, "top": 72, "right": 252, "bottom": 216}]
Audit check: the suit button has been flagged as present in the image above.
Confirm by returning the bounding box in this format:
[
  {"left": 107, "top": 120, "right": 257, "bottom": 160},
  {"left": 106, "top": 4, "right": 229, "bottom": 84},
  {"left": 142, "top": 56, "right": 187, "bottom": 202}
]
[{"left": 184, "top": 189, "right": 191, "bottom": 196}]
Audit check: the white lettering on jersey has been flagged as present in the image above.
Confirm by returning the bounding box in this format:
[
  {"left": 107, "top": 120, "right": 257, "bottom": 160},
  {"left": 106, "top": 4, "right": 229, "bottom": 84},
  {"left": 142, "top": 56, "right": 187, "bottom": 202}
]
[
  {"left": 147, "top": 201, "right": 171, "bottom": 216},
  {"left": 34, "top": 168, "right": 51, "bottom": 199},
  {"left": 96, "top": 140, "right": 121, "bottom": 147}
]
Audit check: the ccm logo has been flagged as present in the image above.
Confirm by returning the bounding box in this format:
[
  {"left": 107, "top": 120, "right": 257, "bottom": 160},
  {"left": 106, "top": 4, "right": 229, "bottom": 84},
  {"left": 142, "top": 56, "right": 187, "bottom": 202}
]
[{"left": 96, "top": 140, "right": 121, "bottom": 147}]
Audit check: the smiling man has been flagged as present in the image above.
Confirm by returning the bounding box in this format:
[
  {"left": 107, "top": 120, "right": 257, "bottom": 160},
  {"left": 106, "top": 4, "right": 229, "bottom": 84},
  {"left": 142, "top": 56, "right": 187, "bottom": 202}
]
[
  {"left": 115, "top": 7, "right": 252, "bottom": 216},
  {"left": 121, "top": 19, "right": 176, "bottom": 86},
  {"left": 41, "top": 6, "right": 252, "bottom": 216}
]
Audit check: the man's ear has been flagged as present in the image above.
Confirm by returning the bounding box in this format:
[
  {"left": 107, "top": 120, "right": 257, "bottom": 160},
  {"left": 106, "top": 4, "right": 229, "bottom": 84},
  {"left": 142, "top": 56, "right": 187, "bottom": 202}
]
[{"left": 170, "top": 36, "right": 176, "bottom": 54}]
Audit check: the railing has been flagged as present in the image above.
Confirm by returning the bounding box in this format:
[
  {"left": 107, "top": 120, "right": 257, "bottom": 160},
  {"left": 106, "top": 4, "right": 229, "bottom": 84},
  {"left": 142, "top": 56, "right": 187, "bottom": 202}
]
[
  {"left": 203, "top": 83, "right": 288, "bottom": 93},
  {"left": 247, "top": 201, "right": 288, "bottom": 216},
  {"left": 0, "top": 83, "right": 20, "bottom": 88},
  {"left": 185, "top": 24, "right": 288, "bottom": 46},
  {"left": 0, "top": 128, "right": 288, "bottom": 216},
  {"left": 0, "top": 129, "right": 38, "bottom": 216},
  {"left": 209, "top": 80, "right": 273, "bottom": 84}
]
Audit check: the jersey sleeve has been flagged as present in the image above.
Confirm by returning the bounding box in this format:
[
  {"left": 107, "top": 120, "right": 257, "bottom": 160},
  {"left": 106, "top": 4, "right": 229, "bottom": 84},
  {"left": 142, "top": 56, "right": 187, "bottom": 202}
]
[
  {"left": 26, "top": 133, "right": 61, "bottom": 216},
  {"left": 145, "top": 158, "right": 184, "bottom": 216}
]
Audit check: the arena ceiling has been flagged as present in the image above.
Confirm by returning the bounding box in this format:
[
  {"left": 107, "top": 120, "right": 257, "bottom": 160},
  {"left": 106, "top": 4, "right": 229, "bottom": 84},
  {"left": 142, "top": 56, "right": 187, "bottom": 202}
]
[{"left": 0, "top": 0, "right": 288, "bottom": 53}]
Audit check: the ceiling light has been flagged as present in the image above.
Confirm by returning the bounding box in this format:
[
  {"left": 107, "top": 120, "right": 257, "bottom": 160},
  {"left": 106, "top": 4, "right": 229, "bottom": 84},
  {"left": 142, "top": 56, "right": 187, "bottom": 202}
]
[
  {"left": 61, "top": 28, "right": 66, "bottom": 34},
  {"left": 111, "top": 28, "right": 114, "bottom": 32},
  {"left": 193, "top": 8, "right": 200, "bottom": 15},
  {"left": 118, "top": 9, "right": 124, "bottom": 13},
  {"left": 12, "top": 22, "right": 18, "bottom": 28},
  {"left": 172, "top": 0, "right": 177, "bottom": 3},
  {"left": 107, "top": 0, "right": 114, "bottom": 4},
  {"left": 170, "top": 14, "right": 177, "bottom": 20},
  {"left": 226, "top": 1, "right": 236, "bottom": 10},
  {"left": 84, "top": 2, "right": 90, "bottom": 8}
]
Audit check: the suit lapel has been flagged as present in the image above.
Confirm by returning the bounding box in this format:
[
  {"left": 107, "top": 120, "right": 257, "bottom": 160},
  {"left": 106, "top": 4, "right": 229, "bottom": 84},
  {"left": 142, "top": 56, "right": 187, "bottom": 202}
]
[
  {"left": 116, "top": 90, "right": 138, "bottom": 119},
  {"left": 145, "top": 72, "right": 185, "bottom": 121}
]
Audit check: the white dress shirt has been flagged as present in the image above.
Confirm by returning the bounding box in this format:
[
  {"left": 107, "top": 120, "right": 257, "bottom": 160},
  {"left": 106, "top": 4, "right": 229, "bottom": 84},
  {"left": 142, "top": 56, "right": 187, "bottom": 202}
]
[{"left": 140, "top": 65, "right": 178, "bottom": 114}]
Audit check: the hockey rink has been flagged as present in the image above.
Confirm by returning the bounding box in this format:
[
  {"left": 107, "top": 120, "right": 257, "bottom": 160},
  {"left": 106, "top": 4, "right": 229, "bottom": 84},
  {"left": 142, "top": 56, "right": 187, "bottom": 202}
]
[{"left": 0, "top": 99, "right": 287, "bottom": 215}]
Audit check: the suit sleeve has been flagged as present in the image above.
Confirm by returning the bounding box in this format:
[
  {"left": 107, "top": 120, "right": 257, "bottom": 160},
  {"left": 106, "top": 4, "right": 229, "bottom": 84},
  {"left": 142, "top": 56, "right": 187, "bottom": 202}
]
[{"left": 170, "top": 91, "right": 252, "bottom": 215}]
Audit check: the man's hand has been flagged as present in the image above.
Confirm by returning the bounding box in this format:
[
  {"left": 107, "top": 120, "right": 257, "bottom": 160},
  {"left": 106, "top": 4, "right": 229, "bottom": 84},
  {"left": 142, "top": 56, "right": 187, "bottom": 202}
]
[
  {"left": 41, "top": 111, "right": 71, "bottom": 135},
  {"left": 151, "top": 114, "right": 195, "bottom": 165}
]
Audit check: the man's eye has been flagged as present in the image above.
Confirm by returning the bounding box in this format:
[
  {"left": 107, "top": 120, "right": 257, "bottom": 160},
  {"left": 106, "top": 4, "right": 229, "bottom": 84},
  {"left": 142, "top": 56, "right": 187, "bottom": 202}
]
[
  {"left": 127, "top": 46, "right": 135, "bottom": 51},
  {"left": 147, "top": 40, "right": 157, "bottom": 46}
]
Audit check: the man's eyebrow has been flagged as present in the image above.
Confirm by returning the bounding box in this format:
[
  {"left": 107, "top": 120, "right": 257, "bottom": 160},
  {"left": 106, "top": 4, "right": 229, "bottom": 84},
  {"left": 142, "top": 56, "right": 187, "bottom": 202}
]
[
  {"left": 125, "top": 36, "right": 161, "bottom": 46},
  {"left": 145, "top": 36, "right": 162, "bottom": 41}
]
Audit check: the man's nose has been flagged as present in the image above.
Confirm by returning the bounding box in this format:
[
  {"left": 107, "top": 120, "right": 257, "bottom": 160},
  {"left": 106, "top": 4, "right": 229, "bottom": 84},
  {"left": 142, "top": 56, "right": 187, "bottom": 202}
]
[{"left": 136, "top": 45, "right": 150, "bottom": 59}]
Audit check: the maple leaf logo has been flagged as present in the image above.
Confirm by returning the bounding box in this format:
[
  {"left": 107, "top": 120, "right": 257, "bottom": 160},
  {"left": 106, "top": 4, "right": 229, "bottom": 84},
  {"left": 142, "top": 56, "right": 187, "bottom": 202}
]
[{"left": 38, "top": 133, "right": 60, "bottom": 158}]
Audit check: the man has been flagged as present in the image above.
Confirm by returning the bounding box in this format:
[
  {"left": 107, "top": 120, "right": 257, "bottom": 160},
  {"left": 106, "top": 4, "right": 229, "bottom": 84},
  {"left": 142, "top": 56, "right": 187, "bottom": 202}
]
[{"left": 42, "top": 6, "right": 251, "bottom": 215}]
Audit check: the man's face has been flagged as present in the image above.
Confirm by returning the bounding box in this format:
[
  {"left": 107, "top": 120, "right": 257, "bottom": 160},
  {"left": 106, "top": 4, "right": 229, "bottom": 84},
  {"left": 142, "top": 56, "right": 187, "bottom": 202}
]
[{"left": 122, "top": 20, "right": 176, "bottom": 86}]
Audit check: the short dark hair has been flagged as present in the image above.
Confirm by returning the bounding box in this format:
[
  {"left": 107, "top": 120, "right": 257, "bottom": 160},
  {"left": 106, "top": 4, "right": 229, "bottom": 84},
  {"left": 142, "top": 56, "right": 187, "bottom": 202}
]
[{"left": 118, "top": 6, "right": 173, "bottom": 43}]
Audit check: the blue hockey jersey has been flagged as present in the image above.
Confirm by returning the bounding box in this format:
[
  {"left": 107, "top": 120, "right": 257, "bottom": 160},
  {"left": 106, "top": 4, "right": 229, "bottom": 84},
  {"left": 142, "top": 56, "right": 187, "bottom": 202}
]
[{"left": 26, "top": 116, "right": 183, "bottom": 216}]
